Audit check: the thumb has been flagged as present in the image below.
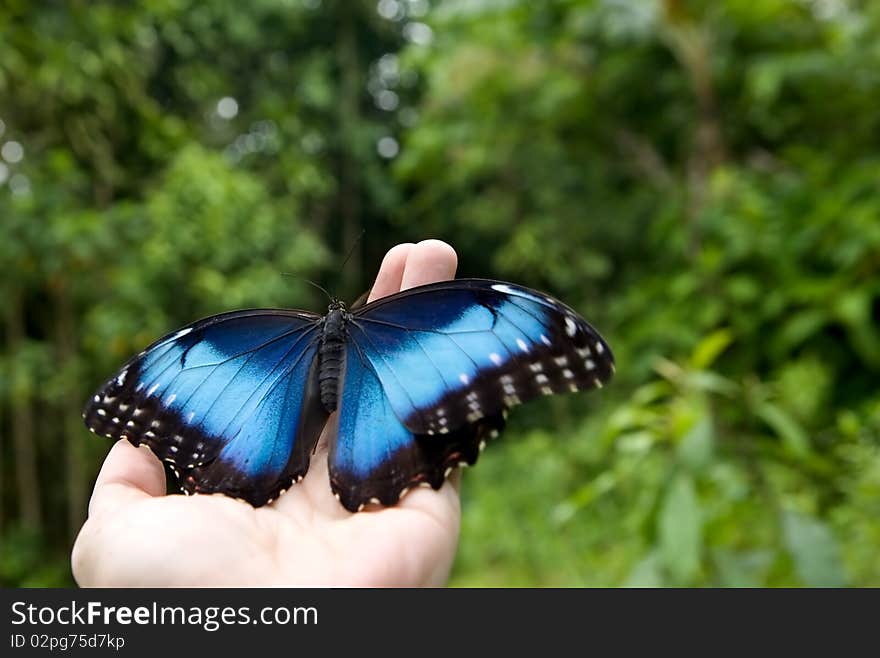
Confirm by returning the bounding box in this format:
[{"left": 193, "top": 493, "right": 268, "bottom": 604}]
[{"left": 87, "top": 439, "right": 167, "bottom": 518}]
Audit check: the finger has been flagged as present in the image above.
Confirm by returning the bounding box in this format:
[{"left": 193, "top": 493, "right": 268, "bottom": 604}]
[
  {"left": 400, "top": 239, "right": 458, "bottom": 290},
  {"left": 368, "top": 242, "right": 415, "bottom": 303},
  {"left": 398, "top": 240, "right": 462, "bottom": 512},
  {"left": 365, "top": 239, "right": 460, "bottom": 504},
  {"left": 87, "top": 440, "right": 166, "bottom": 518},
  {"left": 394, "top": 478, "right": 461, "bottom": 547},
  {"left": 397, "top": 467, "right": 461, "bottom": 512}
]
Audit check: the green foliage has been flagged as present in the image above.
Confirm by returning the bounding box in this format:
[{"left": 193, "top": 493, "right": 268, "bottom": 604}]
[
  {"left": 0, "top": 528, "right": 73, "bottom": 588},
  {"left": 2, "top": 0, "right": 879, "bottom": 586}
]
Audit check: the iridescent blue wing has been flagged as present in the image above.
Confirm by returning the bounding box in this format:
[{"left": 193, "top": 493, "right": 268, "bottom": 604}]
[
  {"left": 328, "top": 278, "right": 614, "bottom": 510},
  {"left": 350, "top": 279, "right": 614, "bottom": 434},
  {"left": 83, "top": 309, "right": 327, "bottom": 506},
  {"left": 327, "top": 337, "right": 506, "bottom": 512}
]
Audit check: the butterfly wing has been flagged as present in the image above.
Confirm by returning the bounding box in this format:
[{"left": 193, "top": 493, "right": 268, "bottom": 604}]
[
  {"left": 327, "top": 337, "right": 506, "bottom": 511},
  {"left": 348, "top": 279, "right": 614, "bottom": 436},
  {"left": 83, "top": 309, "right": 328, "bottom": 506},
  {"left": 326, "top": 278, "right": 613, "bottom": 511}
]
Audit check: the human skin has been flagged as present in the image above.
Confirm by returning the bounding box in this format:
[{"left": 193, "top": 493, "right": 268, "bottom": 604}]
[{"left": 71, "top": 240, "right": 461, "bottom": 586}]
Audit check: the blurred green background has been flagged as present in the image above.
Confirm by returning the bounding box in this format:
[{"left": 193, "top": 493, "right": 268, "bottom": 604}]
[{"left": 1, "top": 0, "right": 879, "bottom": 587}]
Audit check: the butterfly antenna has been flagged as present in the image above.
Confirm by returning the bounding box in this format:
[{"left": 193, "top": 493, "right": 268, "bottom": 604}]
[
  {"left": 280, "top": 273, "right": 333, "bottom": 302},
  {"left": 340, "top": 229, "right": 366, "bottom": 271},
  {"left": 304, "top": 279, "right": 333, "bottom": 302}
]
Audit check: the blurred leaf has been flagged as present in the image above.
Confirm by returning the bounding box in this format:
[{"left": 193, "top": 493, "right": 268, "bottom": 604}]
[
  {"left": 690, "top": 328, "right": 733, "bottom": 370},
  {"left": 712, "top": 548, "right": 774, "bottom": 587},
  {"left": 685, "top": 371, "right": 738, "bottom": 396},
  {"left": 776, "top": 356, "right": 830, "bottom": 424},
  {"left": 658, "top": 474, "right": 702, "bottom": 584},
  {"left": 782, "top": 511, "right": 846, "bottom": 587},
  {"left": 756, "top": 402, "right": 812, "bottom": 459},
  {"left": 624, "top": 552, "right": 664, "bottom": 588},
  {"left": 678, "top": 415, "right": 714, "bottom": 472},
  {"left": 777, "top": 309, "right": 827, "bottom": 352}
]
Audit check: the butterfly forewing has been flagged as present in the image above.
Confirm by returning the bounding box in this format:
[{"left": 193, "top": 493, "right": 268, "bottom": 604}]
[
  {"left": 83, "top": 309, "right": 327, "bottom": 506},
  {"left": 350, "top": 279, "right": 614, "bottom": 437}
]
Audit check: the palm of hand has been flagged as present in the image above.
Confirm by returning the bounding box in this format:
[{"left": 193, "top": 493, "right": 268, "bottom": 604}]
[{"left": 72, "top": 241, "right": 462, "bottom": 587}]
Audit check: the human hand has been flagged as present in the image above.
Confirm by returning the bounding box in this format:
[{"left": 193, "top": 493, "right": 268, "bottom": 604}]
[{"left": 71, "top": 240, "right": 461, "bottom": 586}]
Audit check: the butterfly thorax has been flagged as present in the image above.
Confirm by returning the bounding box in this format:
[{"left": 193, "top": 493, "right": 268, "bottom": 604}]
[{"left": 318, "top": 303, "right": 349, "bottom": 412}]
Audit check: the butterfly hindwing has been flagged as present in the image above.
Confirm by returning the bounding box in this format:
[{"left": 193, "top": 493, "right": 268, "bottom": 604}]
[
  {"left": 349, "top": 279, "right": 614, "bottom": 436},
  {"left": 327, "top": 338, "right": 506, "bottom": 512},
  {"left": 83, "top": 309, "right": 328, "bottom": 506}
]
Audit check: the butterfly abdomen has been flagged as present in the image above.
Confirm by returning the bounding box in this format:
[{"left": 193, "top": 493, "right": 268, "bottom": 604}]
[{"left": 318, "top": 307, "right": 347, "bottom": 412}]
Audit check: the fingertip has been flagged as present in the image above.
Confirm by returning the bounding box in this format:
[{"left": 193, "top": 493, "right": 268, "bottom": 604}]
[
  {"left": 401, "top": 239, "right": 458, "bottom": 290},
  {"left": 368, "top": 242, "right": 416, "bottom": 303},
  {"left": 88, "top": 440, "right": 166, "bottom": 517},
  {"left": 107, "top": 440, "right": 166, "bottom": 489},
  {"left": 415, "top": 239, "right": 458, "bottom": 271},
  {"left": 388, "top": 241, "right": 419, "bottom": 258},
  {"left": 397, "top": 479, "right": 461, "bottom": 529}
]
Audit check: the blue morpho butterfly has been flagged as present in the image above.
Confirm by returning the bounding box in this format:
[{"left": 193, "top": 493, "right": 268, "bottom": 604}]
[{"left": 83, "top": 279, "right": 614, "bottom": 512}]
